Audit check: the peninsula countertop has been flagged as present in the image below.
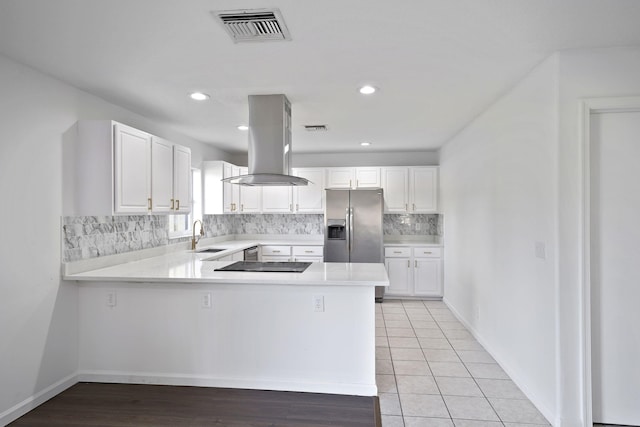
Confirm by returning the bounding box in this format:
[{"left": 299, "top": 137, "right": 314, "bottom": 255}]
[{"left": 64, "top": 250, "right": 389, "bottom": 287}]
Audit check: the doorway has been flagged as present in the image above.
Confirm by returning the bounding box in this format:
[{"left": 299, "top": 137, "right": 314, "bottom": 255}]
[{"left": 589, "top": 109, "right": 640, "bottom": 426}]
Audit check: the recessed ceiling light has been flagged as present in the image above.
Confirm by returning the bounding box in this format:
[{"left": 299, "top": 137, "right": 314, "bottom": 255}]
[
  {"left": 189, "top": 92, "right": 210, "bottom": 101},
  {"left": 359, "top": 85, "right": 377, "bottom": 95},
  {"left": 360, "top": 142, "right": 371, "bottom": 147},
  {"left": 237, "top": 125, "right": 249, "bottom": 131}
]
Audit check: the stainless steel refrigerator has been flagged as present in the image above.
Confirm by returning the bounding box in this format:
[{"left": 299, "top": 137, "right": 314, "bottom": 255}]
[{"left": 324, "top": 188, "right": 385, "bottom": 301}]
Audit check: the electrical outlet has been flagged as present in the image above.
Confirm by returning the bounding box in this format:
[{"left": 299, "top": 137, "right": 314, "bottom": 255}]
[
  {"left": 202, "top": 292, "right": 212, "bottom": 309},
  {"left": 106, "top": 291, "right": 117, "bottom": 307},
  {"left": 312, "top": 295, "right": 324, "bottom": 312},
  {"left": 535, "top": 241, "right": 546, "bottom": 260}
]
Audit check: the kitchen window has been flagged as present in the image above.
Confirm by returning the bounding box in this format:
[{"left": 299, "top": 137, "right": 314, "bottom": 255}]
[{"left": 169, "top": 168, "right": 202, "bottom": 239}]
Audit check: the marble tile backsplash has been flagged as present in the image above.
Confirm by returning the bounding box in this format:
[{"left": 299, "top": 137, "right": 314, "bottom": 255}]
[
  {"left": 63, "top": 215, "right": 169, "bottom": 262},
  {"left": 235, "top": 214, "right": 324, "bottom": 235},
  {"left": 63, "top": 213, "right": 441, "bottom": 262},
  {"left": 383, "top": 214, "right": 441, "bottom": 236}
]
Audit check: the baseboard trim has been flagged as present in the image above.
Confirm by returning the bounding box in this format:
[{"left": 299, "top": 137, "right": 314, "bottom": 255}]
[
  {"left": 442, "top": 297, "right": 556, "bottom": 426},
  {"left": 0, "top": 373, "right": 78, "bottom": 426},
  {"left": 77, "top": 371, "right": 377, "bottom": 397}
]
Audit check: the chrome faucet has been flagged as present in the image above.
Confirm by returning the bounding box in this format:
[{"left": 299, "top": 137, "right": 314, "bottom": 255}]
[{"left": 191, "top": 220, "right": 205, "bottom": 250}]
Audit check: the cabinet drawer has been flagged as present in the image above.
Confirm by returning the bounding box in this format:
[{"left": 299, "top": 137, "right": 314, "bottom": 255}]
[
  {"left": 261, "top": 255, "right": 292, "bottom": 262},
  {"left": 292, "top": 246, "right": 323, "bottom": 256},
  {"left": 413, "top": 247, "right": 442, "bottom": 258},
  {"left": 384, "top": 247, "right": 412, "bottom": 257},
  {"left": 261, "top": 245, "right": 292, "bottom": 256}
]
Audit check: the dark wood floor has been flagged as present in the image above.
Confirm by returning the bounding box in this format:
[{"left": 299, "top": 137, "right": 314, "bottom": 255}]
[{"left": 9, "top": 383, "right": 381, "bottom": 427}]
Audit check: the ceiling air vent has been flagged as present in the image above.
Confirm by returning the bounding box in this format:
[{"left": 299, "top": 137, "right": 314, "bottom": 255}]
[
  {"left": 304, "top": 125, "right": 328, "bottom": 132},
  {"left": 213, "top": 9, "right": 291, "bottom": 43}
]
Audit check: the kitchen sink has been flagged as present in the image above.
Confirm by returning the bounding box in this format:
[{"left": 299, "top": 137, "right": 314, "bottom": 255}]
[{"left": 196, "top": 248, "right": 226, "bottom": 253}]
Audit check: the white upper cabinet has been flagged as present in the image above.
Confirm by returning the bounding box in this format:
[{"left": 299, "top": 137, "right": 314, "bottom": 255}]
[
  {"left": 238, "top": 167, "right": 262, "bottom": 213},
  {"left": 381, "top": 167, "right": 409, "bottom": 213},
  {"left": 150, "top": 137, "right": 174, "bottom": 213},
  {"left": 64, "top": 120, "right": 191, "bottom": 216},
  {"left": 355, "top": 167, "right": 381, "bottom": 188},
  {"left": 172, "top": 144, "right": 192, "bottom": 213},
  {"left": 203, "top": 161, "right": 240, "bottom": 214},
  {"left": 225, "top": 163, "right": 241, "bottom": 213},
  {"left": 326, "top": 167, "right": 354, "bottom": 188},
  {"left": 293, "top": 168, "right": 325, "bottom": 213},
  {"left": 262, "top": 186, "right": 293, "bottom": 213},
  {"left": 409, "top": 167, "right": 438, "bottom": 213},
  {"left": 113, "top": 123, "right": 152, "bottom": 214},
  {"left": 326, "top": 167, "right": 380, "bottom": 189}
]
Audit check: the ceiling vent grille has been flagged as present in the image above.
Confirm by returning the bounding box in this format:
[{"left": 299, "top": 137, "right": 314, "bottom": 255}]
[
  {"left": 304, "top": 125, "right": 328, "bottom": 132},
  {"left": 213, "top": 9, "right": 291, "bottom": 43}
]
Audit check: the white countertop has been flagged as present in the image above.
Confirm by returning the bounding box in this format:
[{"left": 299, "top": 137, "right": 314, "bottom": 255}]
[
  {"left": 65, "top": 253, "right": 388, "bottom": 287},
  {"left": 61, "top": 235, "right": 447, "bottom": 287},
  {"left": 383, "top": 236, "right": 442, "bottom": 246}
]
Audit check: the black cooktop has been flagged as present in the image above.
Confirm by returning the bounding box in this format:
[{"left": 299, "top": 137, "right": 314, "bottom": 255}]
[{"left": 214, "top": 261, "right": 312, "bottom": 273}]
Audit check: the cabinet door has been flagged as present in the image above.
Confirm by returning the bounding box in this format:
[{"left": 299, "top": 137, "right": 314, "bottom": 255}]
[
  {"left": 222, "top": 164, "right": 242, "bottom": 213},
  {"left": 326, "top": 168, "right": 354, "bottom": 188},
  {"left": 113, "top": 123, "right": 152, "bottom": 214},
  {"left": 262, "top": 186, "right": 293, "bottom": 213},
  {"left": 293, "top": 168, "right": 325, "bottom": 213},
  {"left": 410, "top": 167, "right": 438, "bottom": 213},
  {"left": 382, "top": 168, "right": 409, "bottom": 213},
  {"left": 238, "top": 167, "right": 262, "bottom": 213},
  {"left": 385, "top": 258, "right": 412, "bottom": 295},
  {"left": 150, "top": 137, "right": 174, "bottom": 213},
  {"left": 173, "top": 144, "right": 192, "bottom": 213},
  {"left": 355, "top": 167, "right": 380, "bottom": 188},
  {"left": 413, "top": 258, "right": 442, "bottom": 296}
]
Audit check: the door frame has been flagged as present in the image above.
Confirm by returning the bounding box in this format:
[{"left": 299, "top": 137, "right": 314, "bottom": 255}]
[{"left": 579, "top": 96, "right": 640, "bottom": 426}]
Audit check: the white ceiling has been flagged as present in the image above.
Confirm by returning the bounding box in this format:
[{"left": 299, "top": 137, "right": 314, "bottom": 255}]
[{"left": 1, "top": 1, "right": 640, "bottom": 154}]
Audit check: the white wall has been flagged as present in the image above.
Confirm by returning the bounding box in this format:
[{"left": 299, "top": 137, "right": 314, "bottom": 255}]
[
  {"left": 0, "top": 53, "right": 231, "bottom": 424},
  {"left": 439, "top": 56, "right": 559, "bottom": 423},
  {"left": 555, "top": 46, "right": 640, "bottom": 426},
  {"left": 293, "top": 150, "right": 439, "bottom": 167}
]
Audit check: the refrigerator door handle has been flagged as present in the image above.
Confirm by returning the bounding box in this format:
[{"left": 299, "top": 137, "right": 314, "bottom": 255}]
[
  {"left": 349, "top": 207, "right": 354, "bottom": 252},
  {"left": 345, "top": 207, "right": 351, "bottom": 252}
]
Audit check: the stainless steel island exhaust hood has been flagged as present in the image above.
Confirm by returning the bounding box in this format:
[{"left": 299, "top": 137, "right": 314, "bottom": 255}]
[{"left": 222, "top": 94, "right": 309, "bottom": 186}]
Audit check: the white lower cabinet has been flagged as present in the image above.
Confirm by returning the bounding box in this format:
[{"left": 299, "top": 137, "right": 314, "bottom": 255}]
[
  {"left": 384, "top": 245, "right": 442, "bottom": 297},
  {"left": 260, "top": 245, "right": 323, "bottom": 262},
  {"left": 292, "top": 245, "right": 323, "bottom": 262},
  {"left": 385, "top": 257, "right": 412, "bottom": 294}
]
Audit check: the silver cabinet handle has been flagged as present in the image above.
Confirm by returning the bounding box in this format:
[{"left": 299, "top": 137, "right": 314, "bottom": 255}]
[
  {"left": 273, "top": 250, "right": 281, "bottom": 253},
  {"left": 424, "top": 251, "right": 432, "bottom": 254},
  {"left": 413, "top": 203, "right": 416, "bottom": 211},
  {"left": 407, "top": 260, "right": 410, "bottom": 268},
  {"left": 405, "top": 203, "right": 408, "bottom": 211},
  {"left": 415, "top": 260, "right": 418, "bottom": 268},
  {"left": 393, "top": 251, "right": 402, "bottom": 254},
  {"left": 305, "top": 250, "right": 313, "bottom": 253}
]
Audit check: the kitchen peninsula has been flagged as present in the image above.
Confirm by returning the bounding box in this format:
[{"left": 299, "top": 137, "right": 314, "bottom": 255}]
[{"left": 63, "top": 242, "right": 388, "bottom": 397}]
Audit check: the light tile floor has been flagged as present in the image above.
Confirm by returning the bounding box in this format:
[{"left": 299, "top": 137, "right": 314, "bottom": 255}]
[{"left": 376, "top": 300, "right": 550, "bottom": 427}]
